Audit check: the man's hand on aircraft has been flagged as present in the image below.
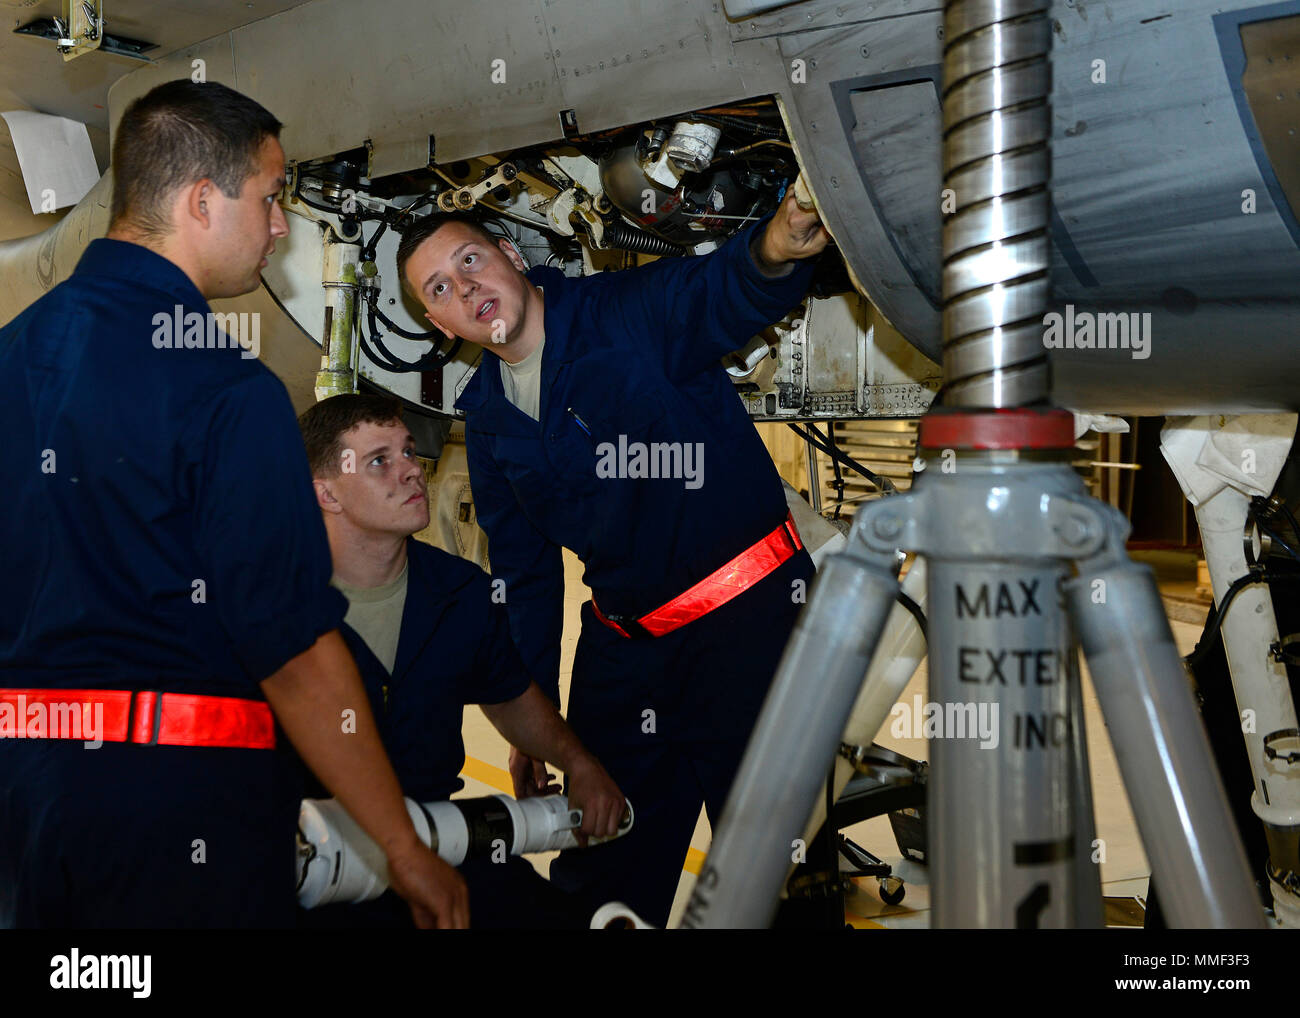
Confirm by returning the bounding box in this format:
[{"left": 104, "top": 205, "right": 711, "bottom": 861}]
[
  {"left": 755, "top": 183, "right": 831, "bottom": 273},
  {"left": 509, "top": 745, "right": 561, "bottom": 799},
  {"left": 565, "top": 753, "right": 627, "bottom": 846}
]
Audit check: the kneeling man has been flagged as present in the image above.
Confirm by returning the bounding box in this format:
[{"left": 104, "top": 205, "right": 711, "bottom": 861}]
[{"left": 298, "top": 394, "right": 624, "bottom": 928}]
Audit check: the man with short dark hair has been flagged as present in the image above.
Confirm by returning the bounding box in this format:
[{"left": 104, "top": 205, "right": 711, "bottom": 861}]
[
  {"left": 395, "top": 212, "right": 500, "bottom": 295},
  {"left": 0, "top": 80, "right": 466, "bottom": 929},
  {"left": 398, "top": 190, "right": 828, "bottom": 925},
  {"left": 296, "top": 393, "right": 624, "bottom": 928}
]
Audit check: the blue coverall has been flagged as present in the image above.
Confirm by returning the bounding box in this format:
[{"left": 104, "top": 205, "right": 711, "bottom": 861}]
[
  {"left": 299, "top": 538, "right": 587, "bottom": 929},
  {"left": 456, "top": 216, "right": 817, "bottom": 925},
  {"left": 0, "top": 239, "right": 345, "bottom": 927}
]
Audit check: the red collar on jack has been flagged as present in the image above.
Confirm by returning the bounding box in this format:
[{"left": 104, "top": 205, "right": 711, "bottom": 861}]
[{"left": 918, "top": 407, "right": 1076, "bottom": 451}]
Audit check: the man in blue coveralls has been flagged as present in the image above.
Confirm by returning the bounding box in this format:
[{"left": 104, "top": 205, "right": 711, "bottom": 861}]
[
  {"left": 296, "top": 393, "right": 625, "bottom": 928},
  {"left": 396, "top": 190, "right": 828, "bottom": 925},
  {"left": 0, "top": 80, "right": 466, "bottom": 928}
]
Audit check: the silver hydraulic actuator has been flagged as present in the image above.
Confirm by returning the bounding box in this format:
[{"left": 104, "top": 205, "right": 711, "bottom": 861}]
[{"left": 297, "top": 794, "right": 634, "bottom": 908}]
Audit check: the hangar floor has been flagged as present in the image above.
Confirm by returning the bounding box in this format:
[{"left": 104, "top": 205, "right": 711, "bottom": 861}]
[{"left": 457, "top": 548, "right": 1210, "bottom": 929}]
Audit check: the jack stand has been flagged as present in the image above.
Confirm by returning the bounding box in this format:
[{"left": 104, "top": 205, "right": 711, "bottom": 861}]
[{"left": 682, "top": 408, "right": 1264, "bottom": 928}]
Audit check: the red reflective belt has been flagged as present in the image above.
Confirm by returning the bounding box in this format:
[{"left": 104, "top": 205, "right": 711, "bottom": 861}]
[
  {"left": 592, "top": 512, "right": 804, "bottom": 639},
  {"left": 0, "top": 688, "right": 276, "bottom": 749}
]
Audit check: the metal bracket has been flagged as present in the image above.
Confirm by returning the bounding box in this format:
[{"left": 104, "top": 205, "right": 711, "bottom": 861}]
[
  {"left": 436, "top": 162, "right": 518, "bottom": 212},
  {"left": 15, "top": 3, "right": 155, "bottom": 62},
  {"left": 852, "top": 481, "right": 1108, "bottom": 561}
]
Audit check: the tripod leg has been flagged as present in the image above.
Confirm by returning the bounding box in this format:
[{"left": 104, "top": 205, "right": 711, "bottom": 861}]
[
  {"left": 1067, "top": 504, "right": 1266, "bottom": 928},
  {"left": 677, "top": 517, "right": 902, "bottom": 928},
  {"left": 801, "top": 555, "right": 929, "bottom": 843},
  {"left": 1066, "top": 644, "right": 1104, "bottom": 928}
]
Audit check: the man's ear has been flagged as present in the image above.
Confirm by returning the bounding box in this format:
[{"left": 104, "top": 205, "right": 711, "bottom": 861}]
[
  {"left": 499, "top": 238, "right": 527, "bottom": 273},
  {"left": 184, "top": 179, "right": 216, "bottom": 228},
  {"left": 313, "top": 477, "right": 343, "bottom": 514},
  {"left": 424, "top": 311, "right": 457, "bottom": 342}
]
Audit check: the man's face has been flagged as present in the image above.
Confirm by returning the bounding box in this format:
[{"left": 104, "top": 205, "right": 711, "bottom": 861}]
[
  {"left": 404, "top": 222, "right": 533, "bottom": 348},
  {"left": 320, "top": 420, "right": 429, "bottom": 537},
  {"left": 204, "top": 135, "right": 289, "bottom": 298}
]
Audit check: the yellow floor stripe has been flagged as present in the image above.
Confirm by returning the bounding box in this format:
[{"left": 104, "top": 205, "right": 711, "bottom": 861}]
[
  {"left": 459, "top": 756, "right": 514, "bottom": 793},
  {"left": 459, "top": 756, "right": 708, "bottom": 876}
]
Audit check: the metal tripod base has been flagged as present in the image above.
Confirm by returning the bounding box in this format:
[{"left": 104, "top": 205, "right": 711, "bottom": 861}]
[{"left": 681, "top": 450, "right": 1265, "bottom": 928}]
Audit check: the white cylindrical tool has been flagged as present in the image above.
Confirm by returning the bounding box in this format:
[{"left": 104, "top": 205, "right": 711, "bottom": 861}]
[{"left": 297, "top": 794, "right": 634, "bottom": 908}]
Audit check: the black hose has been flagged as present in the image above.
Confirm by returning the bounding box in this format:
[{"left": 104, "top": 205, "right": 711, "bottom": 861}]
[
  {"left": 358, "top": 320, "right": 405, "bottom": 374},
  {"left": 367, "top": 292, "right": 440, "bottom": 341},
  {"left": 691, "top": 113, "right": 784, "bottom": 139},
  {"left": 812, "top": 421, "right": 846, "bottom": 521},
  {"left": 361, "top": 192, "right": 439, "bottom": 263},
  {"left": 788, "top": 422, "right": 898, "bottom": 495},
  {"left": 358, "top": 302, "right": 413, "bottom": 374},
  {"left": 602, "top": 221, "right": 685, "bottom": 256},
  {"left": 346, "top": 197, "right": 466, "bottom": 374},
  {"left": 363, "top": 297, "right": 463, "bottom": 372},
  {"left": 1184, "top": 568, "right": 1300, "bottom": 669},
  {"left": 1186, "top": 570, "right": 1262, "bottom": 670},
  {"left": 719, "top": 115, "right": 783, "bottom": 138},
  {"left": 896, "top": 590, "right": 928, "bottom": 641}
]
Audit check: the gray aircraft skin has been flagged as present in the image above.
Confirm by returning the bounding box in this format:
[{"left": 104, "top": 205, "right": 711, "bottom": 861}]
[{"left": 0, "top": 0, "right": 1297, "bottom": 420}]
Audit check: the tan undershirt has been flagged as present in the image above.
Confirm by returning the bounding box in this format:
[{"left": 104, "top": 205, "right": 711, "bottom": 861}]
[
  {"left": 500, "top": 335, "right": 545, "bottom": 421},
  {"left": 332, "top": 563, "right": 408, "bottom": 674}
]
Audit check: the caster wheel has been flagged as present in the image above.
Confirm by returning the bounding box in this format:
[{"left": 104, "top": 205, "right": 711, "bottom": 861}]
[{"left": 878, "top": 875, "right": 905, "bottom": 906}]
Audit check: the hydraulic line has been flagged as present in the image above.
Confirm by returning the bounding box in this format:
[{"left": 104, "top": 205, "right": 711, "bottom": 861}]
[{"left": 787, "top": 422, "right": 897, "bottom": 495}]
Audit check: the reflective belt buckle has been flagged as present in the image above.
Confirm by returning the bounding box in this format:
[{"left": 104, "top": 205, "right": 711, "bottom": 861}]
[
  {"left": 782, "top": 515, "right": 804, "bottom": 554},
  {"left": 127, "top": 690, "right": 163, "bottom": 745},
  {"left": 590, "top": 600, "right": 652, "bottom": 640},
  {"left": 603, "top": 613, "right": 655, "bottom": 640}
]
